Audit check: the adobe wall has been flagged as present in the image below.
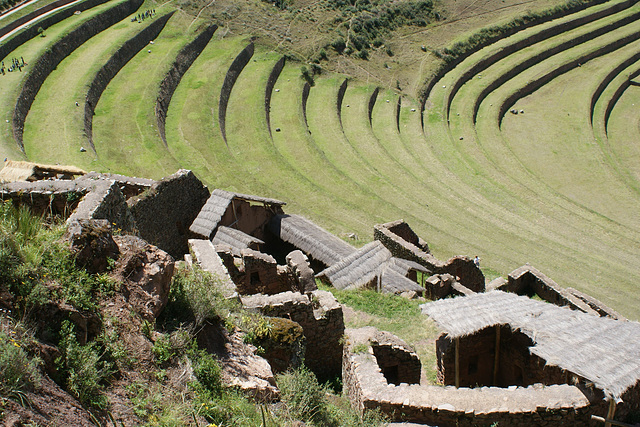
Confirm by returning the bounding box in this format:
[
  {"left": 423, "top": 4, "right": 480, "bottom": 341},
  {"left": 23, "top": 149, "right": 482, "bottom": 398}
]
[
  {"left": 241, "top": 290, "right": 344, "bottom": 382},
  {"left": 12, "top": 0, "right": 143, "bottom": 151},
  {"left": 0, "top": 0, "right": 110, "bottom": 61},
  {"left": 374, "top": 223, "right": 484, "bottom": 292},
  {"left": 219, "top": 43, "right": 254, "bottom": 144},
  {"left": 155, "top": 24, "right": 217, "bottom": 146},
  {"left": 343, "top": 327, "right": 602, "bottom": 426},
  {"left": 265, "top": 56, "right": 285, "bottom": 138},
  {"left": 85, "top": 12, "right": 173, "bottom": 151},
  {"left": 128, "top": 169, "right": 209, "bottom": 258}
]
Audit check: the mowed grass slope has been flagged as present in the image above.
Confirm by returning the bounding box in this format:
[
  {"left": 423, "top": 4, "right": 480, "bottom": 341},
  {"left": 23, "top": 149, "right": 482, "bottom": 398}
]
[{"left": 1, "top": 0, "right": 640, "bottom": 319}]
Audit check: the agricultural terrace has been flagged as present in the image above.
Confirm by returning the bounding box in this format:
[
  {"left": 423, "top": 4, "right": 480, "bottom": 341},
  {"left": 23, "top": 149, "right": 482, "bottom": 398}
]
[{"left": 1, "top": 0, "right": 639, "bottom": 320}]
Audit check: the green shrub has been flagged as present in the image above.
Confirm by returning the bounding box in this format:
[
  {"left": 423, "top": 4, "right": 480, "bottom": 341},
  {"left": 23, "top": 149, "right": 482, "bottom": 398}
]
[
  {"left": 160, "top": 264, "right": 236, "bottom": 328},
  {"left": 0, "top": 327, "right": 41, "bottom": 398},
  {"left": 277, "top": 367, "right": 330, "bottom": 425},
  {"left": 55, "top": 321, "right": 111, "bottom": 409},
  {"left": 189, "top": 347, "right": 223, "bottom": 397}
]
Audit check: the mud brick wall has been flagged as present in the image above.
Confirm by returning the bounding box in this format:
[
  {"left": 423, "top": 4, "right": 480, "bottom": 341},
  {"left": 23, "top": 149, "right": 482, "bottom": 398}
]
[
  {"left": 242, "top": 291, "right": 344, "bottom": 381},
  {"left": 217, "top": 198, "right": 283, "bottom": 242},
  {"left": 128, "top": 169, "right": 209, "bottom": 259}
]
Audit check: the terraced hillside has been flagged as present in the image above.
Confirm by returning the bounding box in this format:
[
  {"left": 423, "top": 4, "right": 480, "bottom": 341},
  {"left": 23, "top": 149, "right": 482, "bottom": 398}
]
[{"left": 1, "top": 0, "right": 640, "bottom": 319}]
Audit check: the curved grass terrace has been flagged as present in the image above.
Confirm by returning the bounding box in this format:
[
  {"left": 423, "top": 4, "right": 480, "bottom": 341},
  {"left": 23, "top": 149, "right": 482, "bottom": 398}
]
[{"left": 1, "top": 0, "right": 640, "bottom": 319}]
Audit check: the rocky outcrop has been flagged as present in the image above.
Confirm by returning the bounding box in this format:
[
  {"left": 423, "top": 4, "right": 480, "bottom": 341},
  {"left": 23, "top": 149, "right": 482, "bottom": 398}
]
[
  {"left": 65, "top": 218, "right": 119, "bottom": 274},
  {"left": 111, "top": 235, "right": 175, "bottom": 319}
]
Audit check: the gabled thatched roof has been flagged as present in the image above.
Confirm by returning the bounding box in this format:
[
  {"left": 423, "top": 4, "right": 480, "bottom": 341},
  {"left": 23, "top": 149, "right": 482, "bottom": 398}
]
[
  {"left": 0, "top": 160, "right": 85, "bottom": 183},
  {"left": 380, "top": 269, "right": 424, "bottom": 295},
  {"left": 269, "top": 214, "right": 355, "bottom": 266},
  {"left": 189, "top": 189, "right": 234, "bottom": 239},
  {"left": 317, "top": 241, "right": 389, "bottom": 290},
  {"left": 421, "top": 291, "right": 640, "bottom": 400},
  {"left": 316, "top": 241, "right": 424, "bottom": 294},
  {"left": 213, "top": 226, "right": 264, "bottom": 252},
  {"left": 190, "top": 189, "right": 286, "bottom": 239}
]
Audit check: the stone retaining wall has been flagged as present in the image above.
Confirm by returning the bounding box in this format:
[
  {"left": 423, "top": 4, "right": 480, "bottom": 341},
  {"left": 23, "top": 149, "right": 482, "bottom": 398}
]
[
  {"left": 474, "top": 7, "right": 640, "bottom": 124},
  {"left": 420, "top": 0, "right": 619, "bottom": 109},
  {"left": 12, "top": 0, "right": 143, "bottom": 151},
  {"left": 0, "top": 0, "right": 77, "bottom": 39},
  {"left": 0, "top": 0, "right": 110, "bottom": 61},
  {"left": 264, "top": 56, "right": 285, "bottom": 138},
  {"left": 498, "top": 26, "right": 640, "bottom": 127},
  {"left": 590, "top": 49, "right": 640, "bottom": 125},
  {"left": 85, "top": 12, "right": 173, "bottom": 151},
  {"left": 155, "top": 24, "right": 217, "bottom": 146},
  {"left": 336, "top": 78, "right": 348, "bottom": 129},
  {"left": 241, "top": 290, "right": 344, "bottom": 381},
  {"left": 367, "top": 87, "right": 379, "bottom": 126},
  {"left": 219, "top": 43, "right": 254, "bottom": 144},
  {"left": 301, "top": 81, "right": 311, "bottom": 131}
]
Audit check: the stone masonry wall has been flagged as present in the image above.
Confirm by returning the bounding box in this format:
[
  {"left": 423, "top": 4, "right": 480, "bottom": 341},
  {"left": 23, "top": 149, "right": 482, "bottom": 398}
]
[
  {"left": 343, "top": 327, "right": 603, "bottom": 426},
  {"left": 128, "top": 169, "right": 209, "bottom": 258},
  {"left": 85, "top": 12, "right": 174, "bottom": 151},
  {"left": 155, "top": 24, "right": 217, "bottom": 146},
  {"left": 374, "top": 223, "right": 484, "bottom": 292},
  {"left": 12, "top": 0, "right": 143, "bottom": 150},
  {"left": 242, "top": 291, "right": 344, "bottom": 382}
]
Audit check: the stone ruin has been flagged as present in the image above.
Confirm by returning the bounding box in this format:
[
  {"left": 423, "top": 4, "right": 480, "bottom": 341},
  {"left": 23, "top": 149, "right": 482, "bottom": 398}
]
[{"left": 4, "top": 166, "right": 638, "bottom": 425}]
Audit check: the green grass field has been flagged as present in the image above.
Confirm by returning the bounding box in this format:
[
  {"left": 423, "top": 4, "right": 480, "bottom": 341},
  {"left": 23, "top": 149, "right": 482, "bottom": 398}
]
[{"left": 1, "top": 0, "right": 640, "bottom": 320}]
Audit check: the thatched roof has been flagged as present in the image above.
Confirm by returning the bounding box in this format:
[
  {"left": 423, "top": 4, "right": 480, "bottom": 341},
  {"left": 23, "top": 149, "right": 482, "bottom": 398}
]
[
  {"left": 189, "top": 189, "right": 234, "bottom": 238},
  {"left": 269, "top": 214, "right": 355, "bottom": 266},
  {"left": 0, "top": 160, "right": 85, "bottom": 183},
  {"left": 190, "top": 189, "right": 286, "bottom": 239},
  {"left": 213, "top": 226, "right": 264, "bottom": 252},
  {"left": 421, "top": 291, "right": 640, "bottom": 400},
  {"left": 316, "top": 241, "right": 424, "bottom": 294}
]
